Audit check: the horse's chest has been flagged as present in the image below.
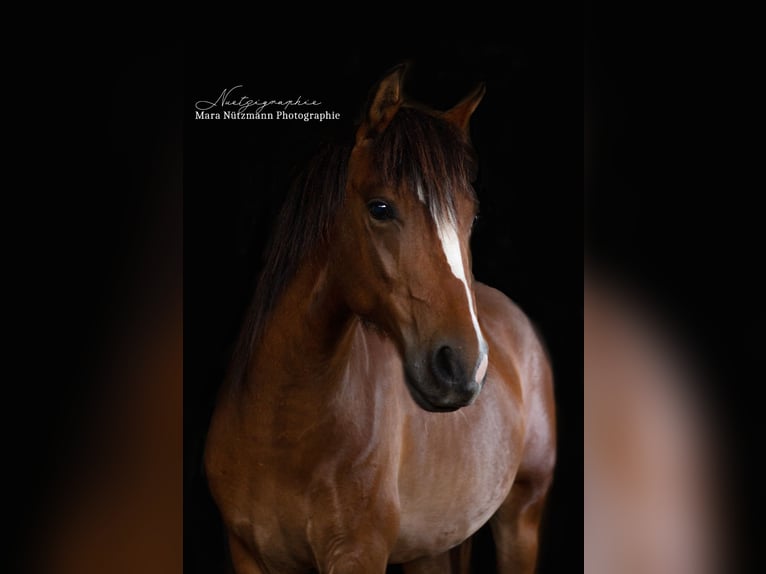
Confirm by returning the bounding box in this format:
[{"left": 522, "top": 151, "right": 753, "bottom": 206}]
[
  {"left": 391, "top": 403, "right": 522, "bottom": 560},
  {"left": 395, "top": 452, "right": 516, "bottom": 560}
]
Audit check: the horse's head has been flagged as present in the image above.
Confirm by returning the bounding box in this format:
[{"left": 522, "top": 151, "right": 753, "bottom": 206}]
[{"left": 332, "top": 65, "right": 489, "bottom": 412}]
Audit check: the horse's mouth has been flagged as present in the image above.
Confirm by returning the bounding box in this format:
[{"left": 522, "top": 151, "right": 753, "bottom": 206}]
[{"left": 404, "top": 373, "right": 464, "bottom": 413}]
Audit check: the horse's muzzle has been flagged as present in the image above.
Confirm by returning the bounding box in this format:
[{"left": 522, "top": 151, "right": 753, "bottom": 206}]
[{"left": 403, "top": 344, "right": 487, "bottom": 412}]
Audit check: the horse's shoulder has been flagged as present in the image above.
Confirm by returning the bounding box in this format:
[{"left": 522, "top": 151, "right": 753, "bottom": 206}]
[
  {"left": 475, "top": 282, "right": 535, "bottom": 339},
  {"left": 474, "top": 281, "right": 550, "bottom": 383},
  {"left": 475, "top": 282, "right": 555, "bottom": 469}
]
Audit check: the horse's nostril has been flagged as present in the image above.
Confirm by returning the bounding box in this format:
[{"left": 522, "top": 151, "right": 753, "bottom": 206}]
[{"left": 434, "top": 345, "right": 461, "bottom": 383}]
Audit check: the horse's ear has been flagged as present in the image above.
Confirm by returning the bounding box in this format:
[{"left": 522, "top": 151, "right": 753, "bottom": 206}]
[
  {"left": 356, "top": 64, "right": 407, "bottom": 144},
  {"left": 442, "top": 82, "right": 486, "bottom": 136}
]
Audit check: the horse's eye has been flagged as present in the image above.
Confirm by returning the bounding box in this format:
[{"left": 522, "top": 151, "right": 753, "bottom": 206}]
[{"left": 367, "top": 200, "right": 395, "bottom": 221}]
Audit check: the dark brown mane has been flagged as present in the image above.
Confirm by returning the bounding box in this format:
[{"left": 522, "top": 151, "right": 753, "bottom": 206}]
[{"left": 228, "top": 104, "right": 478, "bottom": 388}]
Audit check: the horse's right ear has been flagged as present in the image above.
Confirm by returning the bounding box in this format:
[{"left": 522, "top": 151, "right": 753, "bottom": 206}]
[{"left": 356, "top": 64, "right": 407, "bottom": 145}]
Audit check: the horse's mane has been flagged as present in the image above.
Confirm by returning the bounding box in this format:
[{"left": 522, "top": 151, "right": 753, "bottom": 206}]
[{"left": 228, "top": 105, "right": 478, "bottom": 388}]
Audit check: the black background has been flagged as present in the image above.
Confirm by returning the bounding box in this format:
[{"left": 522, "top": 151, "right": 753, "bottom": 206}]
[{"left": 185, "top": 23, "right": 582, "bottom": 574}]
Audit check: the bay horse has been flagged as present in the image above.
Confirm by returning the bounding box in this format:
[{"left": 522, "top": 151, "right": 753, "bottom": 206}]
[{"left": 204, "top": 65, "right": 556, "bottom": 573}]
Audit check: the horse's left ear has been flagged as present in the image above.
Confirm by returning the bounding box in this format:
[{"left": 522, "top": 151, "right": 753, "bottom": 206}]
[
  {"left": 356, "top": 64, "right": 407, "bottom": 144},
  {"left": 442, "top": 82, "right": 486, "bottom": 136}
]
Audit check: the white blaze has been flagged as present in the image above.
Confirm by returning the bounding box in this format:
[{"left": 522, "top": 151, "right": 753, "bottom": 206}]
[
  {"left": 412, "top": 196, "right": 486, "bottom": 385},
  {"left": 434, "top": 215, "right": 486, "bottom": 355},
  {"left": 416, "top": 185, "right": 488, "bottom": 382}
]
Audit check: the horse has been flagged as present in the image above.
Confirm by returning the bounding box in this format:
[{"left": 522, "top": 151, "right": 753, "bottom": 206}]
[{"left": 204, "top": 64, "right": 556, "bottom": 574}]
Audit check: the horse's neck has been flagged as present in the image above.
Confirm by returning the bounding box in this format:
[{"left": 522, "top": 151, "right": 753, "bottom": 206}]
[{"left": 248, "top": 256, "right": 357, "bottom": 402}]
